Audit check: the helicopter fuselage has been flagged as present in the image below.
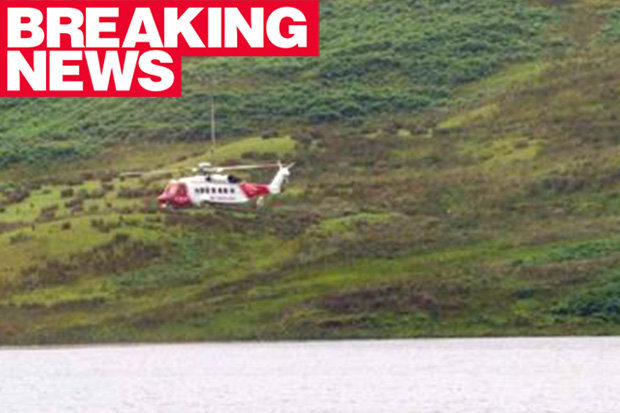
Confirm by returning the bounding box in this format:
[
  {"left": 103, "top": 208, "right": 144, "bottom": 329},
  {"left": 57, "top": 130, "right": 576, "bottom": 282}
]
[
  {"left": 158, "top": 174, "right": 269, "bottom": 209},
  {"left": 158, "top": 163, "right": 292, "bottom": 209}
]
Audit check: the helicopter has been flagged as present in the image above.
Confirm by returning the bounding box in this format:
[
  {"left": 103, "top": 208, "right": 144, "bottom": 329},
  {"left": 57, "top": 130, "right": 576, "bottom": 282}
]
[
  {"left": 156, "top": 161, "right": 294, "bottom": 210},
  {"left": 123, "top": 96, "right": 295, "bottom": 210}
]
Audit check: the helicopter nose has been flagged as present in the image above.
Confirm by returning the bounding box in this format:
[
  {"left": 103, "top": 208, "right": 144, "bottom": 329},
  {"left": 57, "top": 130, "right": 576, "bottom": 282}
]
[{"left": 157, "top": 196, "right": 171, "bottom": 209}]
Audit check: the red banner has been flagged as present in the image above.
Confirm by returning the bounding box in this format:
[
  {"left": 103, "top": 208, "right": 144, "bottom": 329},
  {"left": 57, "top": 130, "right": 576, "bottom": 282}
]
[{"left": 0, "top": 1, "right": 320, "bottom": 96}]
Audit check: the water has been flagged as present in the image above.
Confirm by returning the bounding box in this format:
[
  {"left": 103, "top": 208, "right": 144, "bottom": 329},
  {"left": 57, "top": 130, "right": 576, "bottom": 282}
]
[{"left": 0, "top": 337, "right": 619, "bottom": 413}]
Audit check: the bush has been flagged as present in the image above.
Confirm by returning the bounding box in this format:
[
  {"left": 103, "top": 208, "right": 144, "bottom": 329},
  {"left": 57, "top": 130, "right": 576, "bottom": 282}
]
[
  {"left": 60, "top": 188, "right": 75, "bottom": 198},
  {"left": 9, "top": 233, "right": 33, "bottom": 244},
  {"left": 64, "top": 198, "right": 83, "bottom": 210},
  {"left": 90, "top": 218, "right": 118, "bottom": 233},
  {"left": 37, "top": 204, "right": 59, "bottom": 221},
  {"left": 5, "top": 189, "right": 29, "bottom": 204},
  {"left": 117, "top": 187, "right": 153, "bottom": 198},
  {"left": 86, "top": 189, "right": 106, "bottom": 199},
  {"left": 554, "top": 282, "right": 620, "bottom": 321}
]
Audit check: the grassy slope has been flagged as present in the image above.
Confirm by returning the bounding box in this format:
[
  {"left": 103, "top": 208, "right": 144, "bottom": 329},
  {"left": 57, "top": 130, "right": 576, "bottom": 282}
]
[
  {"left": 0, "top": 0, "right": 552, "bottom": 166},
  {"left": 4, "top": 0, "right": 620, "bottom": 343}
]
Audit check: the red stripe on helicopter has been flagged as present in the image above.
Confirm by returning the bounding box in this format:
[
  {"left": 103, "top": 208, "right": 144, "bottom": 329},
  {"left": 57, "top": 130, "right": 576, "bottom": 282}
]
[{"left": 240, "top": 183, "right": 270, "bottom": 198}]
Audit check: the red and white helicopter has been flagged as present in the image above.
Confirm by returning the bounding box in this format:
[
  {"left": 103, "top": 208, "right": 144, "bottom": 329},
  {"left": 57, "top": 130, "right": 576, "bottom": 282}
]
[
  {"left": 126, "top": 97, "right": 295, "bottom": 210},
  {"left": 157, "top": 160, "right": 294, "bottom": 210}
]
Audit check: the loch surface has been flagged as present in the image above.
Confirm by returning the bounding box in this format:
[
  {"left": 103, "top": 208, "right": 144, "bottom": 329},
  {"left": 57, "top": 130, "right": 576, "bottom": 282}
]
[{"left": 0, "top": 337, "right": 618, "bottom": 412}]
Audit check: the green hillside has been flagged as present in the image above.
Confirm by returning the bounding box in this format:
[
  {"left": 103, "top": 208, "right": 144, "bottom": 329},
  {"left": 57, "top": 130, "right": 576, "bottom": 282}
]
[
  {"left": 4, "top": 0, "right": 620, "bottom": 344},
  {"left": 0, "top": 0, "right": 553, "bottom": 167}
]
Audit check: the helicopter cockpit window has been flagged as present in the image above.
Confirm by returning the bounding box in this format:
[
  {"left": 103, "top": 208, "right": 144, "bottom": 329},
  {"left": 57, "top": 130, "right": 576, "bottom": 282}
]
[
  {"left": 228, "top": 175, "right": 241, "bottom": 184},
  {"left": 166, "top": 183, "right": 179, "bottom": 195}
]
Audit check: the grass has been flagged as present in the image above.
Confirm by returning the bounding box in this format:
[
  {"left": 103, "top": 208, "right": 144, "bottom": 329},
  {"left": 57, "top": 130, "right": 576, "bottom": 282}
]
[
  {"left": 457, "top": 61, "right": 551, "bottom": 98},
  {"left": 5, "top": 0, "right": 620, "bottom": 344},
  {"left": 438, "top": 103, "right": 500, "bottom": 129},
  {"left": 0, "top": 0, "right": 555, "bottom": 167},
  {"left": 170, "top": 136, "right": 296, "bottom": 170}
]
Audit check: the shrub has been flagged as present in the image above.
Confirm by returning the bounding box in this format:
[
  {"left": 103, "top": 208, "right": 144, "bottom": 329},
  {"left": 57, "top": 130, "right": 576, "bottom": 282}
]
[
  {"left": 101, "top": 183, "right": 114, "bottom": 192},
  {"left": 117, "top": 187, "right": 151, "bottom": 198},
  {"left": 5, "top": 189, "right": 29, "bottom": 204},
  {"left": 554, "top": 282, "right": 620, "bottom": 321},
  {"left": 64, "top": 198, "right": 83, "bottom": 210},
  {"left": 60, "top": 188, "right": 75, "bottom": 198},
  {"left": 86, "top": 189, "right": 106, "bottom": 199},
  {"left": 113, "top": 233, "right": 130, "bottom": 243},
  {"left": 37, "top": 204, "right": 59, "bottom": 221},
  {"left": 9, "top": 233, "right": 33, "bottom": 244},
  {"left": 90, "top": 218, "right": 118, "bottom": 233}
]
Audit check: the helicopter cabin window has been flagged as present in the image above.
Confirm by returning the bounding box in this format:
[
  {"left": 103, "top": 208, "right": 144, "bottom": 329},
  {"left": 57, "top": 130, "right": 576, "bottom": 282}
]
[
  {"left": 223, "top": 188, "right": 228, "bottom": 194},
  {"left": 231, "top": 188, "right": 235, "bottom": 194}
]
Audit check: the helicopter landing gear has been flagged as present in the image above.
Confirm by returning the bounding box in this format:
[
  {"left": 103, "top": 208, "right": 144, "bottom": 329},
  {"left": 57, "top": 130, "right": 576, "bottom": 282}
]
[{"left": 256, "top": 196, "right": 265, "bottom": 209}]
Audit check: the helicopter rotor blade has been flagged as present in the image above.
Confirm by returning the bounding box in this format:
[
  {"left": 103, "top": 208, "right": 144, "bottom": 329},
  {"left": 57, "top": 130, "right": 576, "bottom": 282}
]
[
  {"left": 206, "top": 163, "right": 281, "bottom": 172},
  {"left": 121, "top": 162, "right": 288, "bottom": 178},
  {"left": 119, "top": 168, "right": 184, "bottom": 178},
  {"left": 119, "top": 171, "right": 145, "bottom": 178}
]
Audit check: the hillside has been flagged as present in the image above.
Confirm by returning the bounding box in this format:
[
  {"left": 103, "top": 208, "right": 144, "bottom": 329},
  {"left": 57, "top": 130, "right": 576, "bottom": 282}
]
[
  {"left": 3, "top": 0, "right": 620, "bottom": 344},
  {"left": 0, "top": 0, "right": 553, "bottom": 167}
]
